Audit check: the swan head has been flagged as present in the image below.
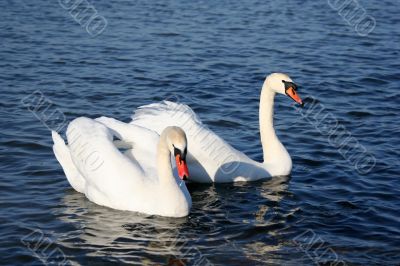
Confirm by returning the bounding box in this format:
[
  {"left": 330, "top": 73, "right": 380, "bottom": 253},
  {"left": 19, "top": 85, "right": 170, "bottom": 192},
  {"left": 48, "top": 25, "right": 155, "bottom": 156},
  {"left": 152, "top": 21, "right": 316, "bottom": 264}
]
[
  {"left": 265, "top": 73, "right": 303, "bottom": 106},
  {"left": 163, "top": 126, "right": 189, "bottom": 181}
]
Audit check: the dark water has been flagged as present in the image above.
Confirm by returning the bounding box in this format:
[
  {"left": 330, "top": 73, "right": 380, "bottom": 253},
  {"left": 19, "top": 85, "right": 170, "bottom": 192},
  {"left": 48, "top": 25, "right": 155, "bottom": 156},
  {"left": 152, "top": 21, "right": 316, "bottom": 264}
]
[{"left": 1, "top": 0, "right": 400, "bottom": 265}]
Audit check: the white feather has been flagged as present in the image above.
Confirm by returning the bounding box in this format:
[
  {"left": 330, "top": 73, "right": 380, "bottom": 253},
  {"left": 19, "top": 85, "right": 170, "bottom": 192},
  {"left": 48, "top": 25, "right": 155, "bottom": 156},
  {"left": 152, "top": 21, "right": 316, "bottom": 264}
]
[
  {"left": 131, "top": 101, "right": 270, "bottom": 183},
  {"left": 52, "top": 117, "right": 191, "bottom": 217}
]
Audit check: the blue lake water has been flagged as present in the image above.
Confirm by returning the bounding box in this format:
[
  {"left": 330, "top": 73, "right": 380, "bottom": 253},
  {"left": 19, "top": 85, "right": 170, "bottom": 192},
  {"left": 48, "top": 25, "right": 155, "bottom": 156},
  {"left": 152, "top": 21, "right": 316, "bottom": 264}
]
[{"left": 1, "top": 0, "right": 399, "bottom": 265}]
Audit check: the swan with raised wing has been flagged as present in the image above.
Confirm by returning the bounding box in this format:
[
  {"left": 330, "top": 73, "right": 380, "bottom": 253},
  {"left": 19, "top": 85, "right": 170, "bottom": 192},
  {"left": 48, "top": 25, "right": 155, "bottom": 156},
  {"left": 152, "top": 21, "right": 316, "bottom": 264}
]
[
  {"left": 52, "top": 117, "right": 191, "bottom": 217},
  {"left": 129, "top": 73, "right": 303, "bottom": 183}
]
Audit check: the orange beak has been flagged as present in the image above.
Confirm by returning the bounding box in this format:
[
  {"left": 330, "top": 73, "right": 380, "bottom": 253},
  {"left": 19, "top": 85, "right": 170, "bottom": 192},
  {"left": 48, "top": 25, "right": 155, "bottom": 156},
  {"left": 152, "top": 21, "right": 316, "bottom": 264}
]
[
  {"left": 175, "top": 154, "right": 189, "bottom": 181},
  {"left": 286, "top": 87, "right": 303, "bottom": 106}
]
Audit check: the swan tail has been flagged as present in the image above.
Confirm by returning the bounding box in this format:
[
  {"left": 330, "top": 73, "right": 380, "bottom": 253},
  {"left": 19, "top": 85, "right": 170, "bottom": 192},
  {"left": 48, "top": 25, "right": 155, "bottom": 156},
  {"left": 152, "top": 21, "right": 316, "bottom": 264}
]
[
  {"left": 130, "top": 100, "right": 203, "bottom": 134},
  {"left": 51, "top": 130, "right": 86, "bottom": 193}
]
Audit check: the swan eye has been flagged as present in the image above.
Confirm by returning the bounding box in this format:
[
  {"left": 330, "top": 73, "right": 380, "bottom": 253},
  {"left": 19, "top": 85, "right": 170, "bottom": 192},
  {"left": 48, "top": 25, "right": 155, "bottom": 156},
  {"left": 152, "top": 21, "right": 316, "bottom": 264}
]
[
  {"left": 173, "top": 146, "right": 180, "bottom": 157},
  {"left": 282, "top": 80, "right": 298, "bottom": 93}
]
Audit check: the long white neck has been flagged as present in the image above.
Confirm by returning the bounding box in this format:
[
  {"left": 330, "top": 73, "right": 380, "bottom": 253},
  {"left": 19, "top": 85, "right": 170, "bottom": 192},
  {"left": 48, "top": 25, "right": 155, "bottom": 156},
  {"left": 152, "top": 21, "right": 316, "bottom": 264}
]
[
  {"left": 156, "top": 134, "right": 175, "bottom": 185},
  {"left": 259, "top": 82, "right": 290, "bottom": 165},
  {"left": 155, "top": 131, "right": 191, "bottom": 217}
]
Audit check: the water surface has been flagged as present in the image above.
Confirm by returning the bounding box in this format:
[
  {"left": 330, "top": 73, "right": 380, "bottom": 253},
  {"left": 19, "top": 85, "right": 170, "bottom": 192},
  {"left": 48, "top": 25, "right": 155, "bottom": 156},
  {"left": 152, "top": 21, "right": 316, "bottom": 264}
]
[{"left": 1, "top": 0, "right": 399, "bottom": 265}]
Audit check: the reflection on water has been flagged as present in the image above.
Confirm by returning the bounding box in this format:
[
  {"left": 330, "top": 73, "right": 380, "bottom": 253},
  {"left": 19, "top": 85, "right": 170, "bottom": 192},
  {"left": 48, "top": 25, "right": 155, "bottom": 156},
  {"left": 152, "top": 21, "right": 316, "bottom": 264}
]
[
  {"left": 55, "top": 176, "right": 292, "bottom": 265},
  {"left": 59, "top": 191, "right": 189, "bottom": 264}
]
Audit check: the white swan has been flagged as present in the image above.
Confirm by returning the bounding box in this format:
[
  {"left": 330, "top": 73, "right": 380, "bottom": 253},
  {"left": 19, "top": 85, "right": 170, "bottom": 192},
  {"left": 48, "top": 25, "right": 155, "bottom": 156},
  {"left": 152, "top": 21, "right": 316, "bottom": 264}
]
[
  {"left": 129, "top": 73, "right": 303, "bottom": 183},
  {"left": 51, "top": 117, "right": 192, "bottom": 217}
]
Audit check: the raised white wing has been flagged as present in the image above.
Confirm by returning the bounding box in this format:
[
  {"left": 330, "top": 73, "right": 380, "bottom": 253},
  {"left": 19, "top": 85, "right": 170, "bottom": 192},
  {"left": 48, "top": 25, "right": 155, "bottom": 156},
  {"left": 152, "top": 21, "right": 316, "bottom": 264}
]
[
  {"left": 95, "top": 116, "right": 160, "bottom": 178},
  {"left": 63, "top": 117, "right": 159, "bottom": 208},
  {"left": 53, "top": 117, "right": 192, "bottom": 216},
  {"left": 131, "top": 101, "right": 260, "bottom": 182}
]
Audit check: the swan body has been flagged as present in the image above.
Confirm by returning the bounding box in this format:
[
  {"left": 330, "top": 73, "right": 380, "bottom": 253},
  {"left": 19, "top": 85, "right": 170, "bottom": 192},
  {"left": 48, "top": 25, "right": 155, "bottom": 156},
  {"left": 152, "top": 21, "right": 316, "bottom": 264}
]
[
  {"left": 129, "top": 73, "right": 303, "bottom": 183},
  {"left": 52, "top": 117, "right": 191, "bottom": 217}
]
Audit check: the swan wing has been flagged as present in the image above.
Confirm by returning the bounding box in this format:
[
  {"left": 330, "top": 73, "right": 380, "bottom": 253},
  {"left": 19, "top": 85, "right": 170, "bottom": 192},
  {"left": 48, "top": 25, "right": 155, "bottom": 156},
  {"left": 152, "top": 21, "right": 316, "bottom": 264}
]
[
  {"left": 95, "top": 116, "right": 160, "bottom": 177},
  {"left": 64, "top": 117, "right": 155, "bottom": 208},
  {"left": 130, "top": 101, "right": 248, "bottom": 182}
]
